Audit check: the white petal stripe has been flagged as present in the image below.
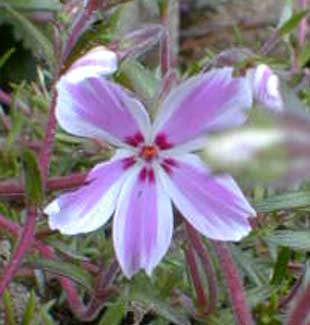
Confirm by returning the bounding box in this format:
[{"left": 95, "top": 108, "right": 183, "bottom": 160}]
[{"left": 113, "top": 166, "right": 173, "bottom": 278}]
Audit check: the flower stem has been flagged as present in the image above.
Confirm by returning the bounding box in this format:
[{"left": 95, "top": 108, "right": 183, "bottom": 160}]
[
  {"left": 213, "top": 242, "right": 254, "bottom": 325},
  {"left": 287, "top": 285, "right": 310, "bottom": 325},
  {"left": 0, "top": 206, "right": 37, "bottom": 296},
  {"left": 0, "top": 213, "right": 114, "bottom": 320},
  {"left": 260, "top": 31, "right": 279, "bottom": 56},
  {"left": 186, "top": 223, "right": 218, "bottom": 314},
  {"left": 0, "top": 0, "right": 102, "bottom": 299},
  {"left": 46, "top": 172, "right": 88, "bottom": 191},
  {"left": 0, "top": 172, "right": 87, "bottom": 198},
  {"left": 159, "top": 0, "right": 178, "bottom": 76},
  {"left": 0, "top": 213, "right": 20, "bottom": 235},
  {"left": 0, "top": 0, "right": 117, "bottom": 318},
  {"left": 3, "top": 214, "right": 115, "bottom": 319},
  {"left": 62, "top": 0, "right": 102, "bottom": 63},
  {"left": 0, "top": 213, "right": 86, "bottom": 315},
  {"left": 78, "top": 260, "right": 119, "bottom": 321},
  {"left": 184, "top": 243, "right": 208, "bottom": 311},
  {"left": 298, "top": 0, "right": 307, "bottom": 48}
]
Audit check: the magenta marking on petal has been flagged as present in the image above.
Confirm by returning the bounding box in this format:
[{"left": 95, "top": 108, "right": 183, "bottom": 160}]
[
  {"left": 139, "top": 167, "right": 148, "bottom": 182},
  {"left": 148, "top": 169, "right": 155, "bottom": 183},
  {"left": 163, "top": 158, "right": 178, "bottom": 167},
  {"left": 155, "top": 133, "right": 173, "bottom": 150},
  {"left": 155, "top": 69, "right": 253, "bottom": 146},
  {"left": 60, "top": 78, "right": 146, "bottom": 144},
  {"left": 138, "top": 167, "right": 156, "bottom": 184},
  {"left": 122, "top": 157, "right": 136, "bottom": 170},
  {"left": 161, "top": 158, "right": 178, "bottom": 175},
  {"left": 161, "top": 162, "right": 172, "bottom": 175},
  {"left": 125, "top": 132, "right": 144, "bottom": 147}
]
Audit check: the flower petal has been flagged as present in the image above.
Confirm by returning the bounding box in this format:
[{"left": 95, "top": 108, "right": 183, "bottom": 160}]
[
  {"left": 44, "top": 151, "right": 136, "bottom": 235},
  {"left": 65, "top": 47, "right": 118, "bottom": 83},
  {"left": 56, "top": 76, "right": 151, "bottom": 146},
  {"left": 248, "top": 64, "right": 283, "bottom": 112},
  {"left": 158, "top": 154, "right": 255, "bottom": 241},
  {"left": 153, "top": 68, "right": 252, "bottom": 149},
  {"left": 113, "top": 166, "right": 173, "bottom": 278}
]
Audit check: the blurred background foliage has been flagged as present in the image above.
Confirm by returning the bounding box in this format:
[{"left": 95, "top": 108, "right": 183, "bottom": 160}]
[{"left": 0, "top": 0, "right": 310, "bottom": 324}]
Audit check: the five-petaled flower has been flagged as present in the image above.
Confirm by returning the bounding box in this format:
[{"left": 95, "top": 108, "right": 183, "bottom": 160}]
[{"left": 44, "top": 47, "right": 271, "bottom": 278}]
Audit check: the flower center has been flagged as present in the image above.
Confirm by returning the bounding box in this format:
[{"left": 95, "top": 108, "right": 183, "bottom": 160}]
[{"left": 139, "top": 145, "right": 158, "bottom": 162}]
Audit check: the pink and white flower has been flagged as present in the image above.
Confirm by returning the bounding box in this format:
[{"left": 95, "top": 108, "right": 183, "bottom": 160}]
[
  {"left": 64, "top": 46, "right": 118, "bottom": 83},
  {"left": 45, "top": 48, "right": 256, "bottom": 278},
  {"left": 247, "top": 64, "right": 283, "bottom": 112}
]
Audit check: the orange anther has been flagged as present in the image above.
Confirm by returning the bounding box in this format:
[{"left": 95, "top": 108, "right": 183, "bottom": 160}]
[{"left": 140, "top": 145, "right": 158, "bottom": 161}]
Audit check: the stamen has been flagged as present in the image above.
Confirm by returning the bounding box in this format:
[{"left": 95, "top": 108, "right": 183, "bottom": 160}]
[
  {"left": 148, "top": 168, "right": 155, "bottom": 183},
  {"left": 140, "top": 145, "right": 158, "bottom": 162},
  {"left": 139, "top": 167, "right": 148, "bottom": 182}
]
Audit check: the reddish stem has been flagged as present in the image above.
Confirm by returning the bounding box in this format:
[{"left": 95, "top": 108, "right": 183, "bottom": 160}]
[
  {"left": 79, "top": 260, "right": 119, "bottom": 321},
  {"left": 62, "top": 0, "right": 102, "bottom": 63},
  {"left": 159, "top": 0, "right": 178, "bottom": 76},
  {"left": 40, "top": 0, "right": 103, "bottom": 184},
  {"left": 0, "top": 213, "right": 85, "bottom": 312},
  {"left": 0, "top": 0, "right": 102, "bottom": 301},
  {"left": 0, "top": 215, "right": 19, "bottom": 235},
  {"left": 0, "top": 0, "right": 115, "bottom": 319},
  {"left": 287, "top": 285, "right": 310, "bottom": 325},
  {"left": 0, "top": 213, "right": 110, "bottom": 319},
  {"left": 47, "top": 172, "right": 88, "bottom": 191},
  {"left": 0, "top": 206, "right": 37, "bottom": 296},
  {"left": 186, "top": 223, "right": 218, "bottom": 314},
  {"left": 160, "top": 29, "right": 170, "bottom": 76},
  {"left": 184, "top": 244, "right": 208, "bottom": 310},
  {"left": 0, "top": 172, "right": 88, "bottom": 198},
  {"left": 298, "top": 0, "right": 307, "bottom": 48},
  {"left": 260, "top": 31, "right": 279, "bottom": 56},
  {"left": 39, "top": 0, "right": 115, "bottom": 319},
  {"left": 213, "top": 242, "right": 254, "bottom": 325}
]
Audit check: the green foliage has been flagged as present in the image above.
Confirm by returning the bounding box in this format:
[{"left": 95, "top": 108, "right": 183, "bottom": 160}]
[
  {"left": 6, "top": 83, "right": 25, "bottom": 149},
  {"left": 271, "top": 247, "right": 290, "bottom": 285},
  {"left": 1, "top": 4, "right": 56, "bottom": 67},
  {"left": 21, "top": 149, "right": 43, "bottom": 206},
  {"left": 38, "top": 300, "right": 57, "bottom": 325},
  {"left": 125, "top": 275, "right": 191, "bottom": 325},
  {"left": 255, "top": 191, "right": 310, "bottom": 212},
  {"left": 2, "top": 290, "right": 16, "bottom": 325},
  {"left": 21, "top": 291, "right": 37, "bottom": 325},
  {"left": 266, "top": 231, "right": 310, "bottom": 251},
  {"left": 279, "top": 10, "right": 308, "bottom": 36},
  {"left": 0, "top": 48, "right": 15, "bottom": 69},
  {"left": 4, "top": 0, "right": 62, "bottom": 11},
  {"left": 0, "top": 0, "right": 309, "bottom": 324},
  {"left": 98, "top": 299, "right": 126, "bottom": 325},
  {"left": 30, "top": 257, "right": 94, "bottom": 291},
  {"left": 117, "top": 59, "right": 159, "bottom": 103}
]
